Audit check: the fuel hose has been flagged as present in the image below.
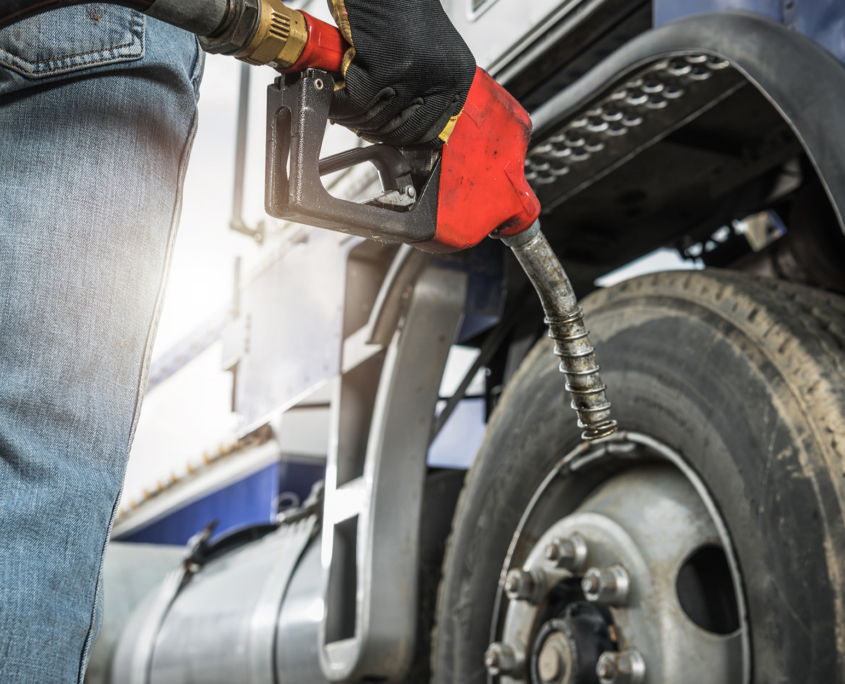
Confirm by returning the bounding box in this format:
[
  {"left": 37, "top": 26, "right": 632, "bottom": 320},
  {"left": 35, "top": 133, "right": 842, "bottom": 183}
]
[{"left": 0, "top": 0, "right": 345, "bottom": 72}]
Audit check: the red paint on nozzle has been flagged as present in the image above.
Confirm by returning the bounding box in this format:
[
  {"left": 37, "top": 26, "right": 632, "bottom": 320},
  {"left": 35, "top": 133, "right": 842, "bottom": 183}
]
[{"left": 281, "top": 11, "right": 348, "bottom": 75}]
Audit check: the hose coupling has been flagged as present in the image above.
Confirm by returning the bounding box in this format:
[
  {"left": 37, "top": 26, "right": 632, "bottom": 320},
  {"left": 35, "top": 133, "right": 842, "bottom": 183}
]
[
  {"left": 236, "top": 0, "right": 309, "bottom": 68},
  {"left": 200, "top": 0, "right": 309, "bottom": 70}
]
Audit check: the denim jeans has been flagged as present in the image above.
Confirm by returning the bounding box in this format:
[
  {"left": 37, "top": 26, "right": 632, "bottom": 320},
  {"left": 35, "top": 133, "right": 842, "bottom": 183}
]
[{"left": 0, "top": 8, "right": 203, "bottom": 682}]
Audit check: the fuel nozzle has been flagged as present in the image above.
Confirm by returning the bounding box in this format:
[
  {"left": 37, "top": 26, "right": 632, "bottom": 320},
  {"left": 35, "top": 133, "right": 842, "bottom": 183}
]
[{"left": 200, "top": 0, "right": 347, "bottom": 73}]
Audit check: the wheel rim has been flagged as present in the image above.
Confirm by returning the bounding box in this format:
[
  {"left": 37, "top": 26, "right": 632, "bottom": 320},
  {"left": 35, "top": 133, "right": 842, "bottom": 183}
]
[{"left": 486, "top": 431, "right": 750, "bottom": 684}]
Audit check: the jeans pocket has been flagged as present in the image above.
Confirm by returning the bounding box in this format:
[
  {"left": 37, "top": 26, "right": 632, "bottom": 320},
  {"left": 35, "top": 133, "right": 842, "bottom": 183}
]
[{"left": 0, "top": 5, "right": 144, "bottom": 78}]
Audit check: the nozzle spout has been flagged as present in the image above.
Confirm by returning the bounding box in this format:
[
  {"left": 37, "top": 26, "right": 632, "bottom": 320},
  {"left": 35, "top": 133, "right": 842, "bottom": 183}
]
[{"left": 503, "top": 221, "right": 618, "bottom": 441}]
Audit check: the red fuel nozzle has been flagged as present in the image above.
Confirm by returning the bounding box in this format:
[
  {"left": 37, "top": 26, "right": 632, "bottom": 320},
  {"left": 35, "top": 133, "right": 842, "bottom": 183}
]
[
  {"left": 421, "top": 67, "right": 541, "bottom": 252},
  {"left": 282, "top": 11, "right": 348, "bottom": 75}
]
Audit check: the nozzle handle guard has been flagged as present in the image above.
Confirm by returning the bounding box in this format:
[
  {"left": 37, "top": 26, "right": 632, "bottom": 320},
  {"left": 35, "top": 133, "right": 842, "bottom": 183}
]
[{"left": 265, "top": 69, "right": 442, "bottom": 244}]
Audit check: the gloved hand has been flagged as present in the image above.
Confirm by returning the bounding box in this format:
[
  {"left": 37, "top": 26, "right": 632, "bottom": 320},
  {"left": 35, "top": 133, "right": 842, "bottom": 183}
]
[{"left": 326, "top": 0, "right": 476, "bottom": 148}]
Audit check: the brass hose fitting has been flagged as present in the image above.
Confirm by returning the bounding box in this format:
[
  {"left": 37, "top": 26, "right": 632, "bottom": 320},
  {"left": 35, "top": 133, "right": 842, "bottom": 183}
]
[{"left": 236, "top": 0, "right": 309, "bottom": 69}]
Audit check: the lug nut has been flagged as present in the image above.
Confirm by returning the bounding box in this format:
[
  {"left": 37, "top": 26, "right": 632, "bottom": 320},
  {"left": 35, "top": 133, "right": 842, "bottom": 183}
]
[
  {"left": 504, "top": 568, "right": 541, "bottom": 604},
  {"left": 596, "top": 650, "right": 646, "bottom": 684},
  {"left": 544, "top": 532, "right": 588, "bottom": 572},
  {"left": 581, "top": 565, "right": 630, "bottom": 605},
  {"left": 484, "top": 642, "right": 524, "bottom": 677}
]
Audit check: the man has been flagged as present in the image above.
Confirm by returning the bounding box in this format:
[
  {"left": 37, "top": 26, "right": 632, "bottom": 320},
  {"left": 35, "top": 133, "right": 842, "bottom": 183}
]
[{"left": 0, "top": 0, "right": 474, "bottom": 680}]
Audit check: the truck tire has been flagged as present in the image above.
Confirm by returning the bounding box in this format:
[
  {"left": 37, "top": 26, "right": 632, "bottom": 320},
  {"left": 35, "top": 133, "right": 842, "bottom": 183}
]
[{"left": 433, "top": 270, "right": 845, "bottom": 684}]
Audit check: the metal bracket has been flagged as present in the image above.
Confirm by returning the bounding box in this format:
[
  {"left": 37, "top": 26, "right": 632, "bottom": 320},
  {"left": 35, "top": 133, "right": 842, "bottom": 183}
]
[
  {"left": 318, "top": 266, "right": 468, "bottom": 681},
  {"left": 230, "top": 62, "right": 265, "bottom": 243}
]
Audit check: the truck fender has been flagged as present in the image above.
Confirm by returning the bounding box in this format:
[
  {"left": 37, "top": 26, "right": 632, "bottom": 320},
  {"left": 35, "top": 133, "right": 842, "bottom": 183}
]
[{"left": 531, "top": 10, "right": 845, "bottom": 236}]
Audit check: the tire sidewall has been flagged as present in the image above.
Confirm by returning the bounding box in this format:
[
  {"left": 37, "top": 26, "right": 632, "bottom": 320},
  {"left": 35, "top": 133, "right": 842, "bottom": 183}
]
[{"left": 434, "top": 281, "right": 843, "bottom": 684}]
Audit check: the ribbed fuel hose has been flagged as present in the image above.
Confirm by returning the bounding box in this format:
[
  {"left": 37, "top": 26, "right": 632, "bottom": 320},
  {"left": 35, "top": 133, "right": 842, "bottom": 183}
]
[{"left": 502, "top": 221, "right": 618, "bottom": 441}]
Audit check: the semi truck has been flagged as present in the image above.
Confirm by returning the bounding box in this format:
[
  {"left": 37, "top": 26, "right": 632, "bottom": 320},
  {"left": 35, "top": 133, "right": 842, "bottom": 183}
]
[{"left": 85, "top": 1, "right": 845, "bottom": 682}]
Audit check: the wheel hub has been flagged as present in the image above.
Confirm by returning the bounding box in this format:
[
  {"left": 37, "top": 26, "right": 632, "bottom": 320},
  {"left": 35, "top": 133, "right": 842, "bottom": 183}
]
[
  {"left": 536, "top": 631, "right": 571, "bottom": 683},
  {"left": 486, "top": 434, "right": 749, "bottom": 684},
  {"left": 531, "top": 603, "right": 614, "bottom": 684}
]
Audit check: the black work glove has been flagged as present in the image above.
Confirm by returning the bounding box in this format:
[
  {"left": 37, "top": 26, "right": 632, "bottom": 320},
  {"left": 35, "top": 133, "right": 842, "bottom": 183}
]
[{"left": 327, "top": 0, "right": 476, "bottom": 148}]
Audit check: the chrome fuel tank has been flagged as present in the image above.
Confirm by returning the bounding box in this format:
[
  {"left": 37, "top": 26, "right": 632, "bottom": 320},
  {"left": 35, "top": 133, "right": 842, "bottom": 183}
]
[
  {"left": 111, "top": 517, "right": 319, "bottom": 684},
  {"left": 275, "top": 540, "right": 324, "bottom": 683}
]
